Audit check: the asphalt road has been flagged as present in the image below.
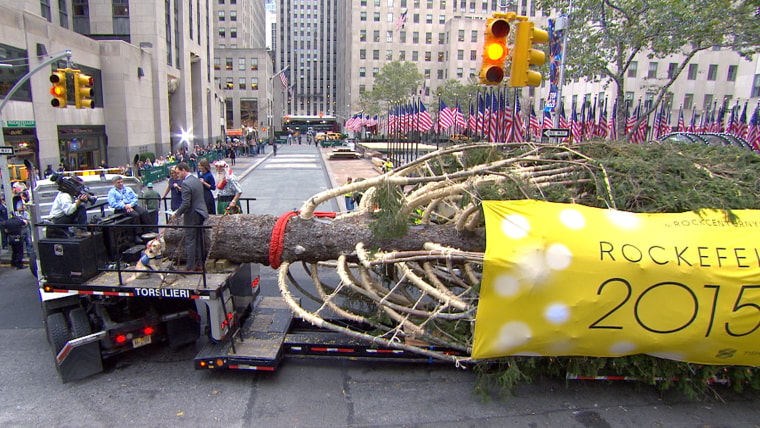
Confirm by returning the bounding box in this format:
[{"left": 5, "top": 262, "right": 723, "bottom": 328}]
[{"left": 2, "top": 144, "right": 760, "bottom": 427}]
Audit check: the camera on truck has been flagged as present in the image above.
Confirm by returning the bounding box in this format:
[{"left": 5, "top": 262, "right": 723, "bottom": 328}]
[{"left": 50, "top": 173, "right": 97, "bottom": 204}]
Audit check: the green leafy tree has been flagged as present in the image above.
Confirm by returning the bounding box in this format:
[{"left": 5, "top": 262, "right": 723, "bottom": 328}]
[
  {"left": 364, "top": 61, "right": 424, "bottom": 114},
  {"left": 435, "top": 78, "right": 480, "bottom": 113},
  {"left": 538, "top": 0, "right": 760, "bottom": 139}
]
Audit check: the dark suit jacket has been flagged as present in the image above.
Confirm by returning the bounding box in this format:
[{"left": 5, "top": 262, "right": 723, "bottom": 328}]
[{"left": 174, "top": 174, "right": 208, "bottom": 224}]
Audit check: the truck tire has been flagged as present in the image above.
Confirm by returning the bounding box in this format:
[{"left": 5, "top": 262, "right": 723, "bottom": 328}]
[
  {"left": 46, "top": 312, "right": 71, "bottom": 354},
  {"left": 68, "top": 307, "right": 92, "bottom": 338}
]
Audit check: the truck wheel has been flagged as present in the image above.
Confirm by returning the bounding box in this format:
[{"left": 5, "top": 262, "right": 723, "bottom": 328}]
[
  {"left": 68, "top": 308, "right": 92, "bottom": 338},
  {"left": 46, "top": 312, "right": 71, "bottom": 354}
]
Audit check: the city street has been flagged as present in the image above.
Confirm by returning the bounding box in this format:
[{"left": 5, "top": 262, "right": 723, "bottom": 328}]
[{"left": 1, "top": 144, "right": 760, "bottom": 427}]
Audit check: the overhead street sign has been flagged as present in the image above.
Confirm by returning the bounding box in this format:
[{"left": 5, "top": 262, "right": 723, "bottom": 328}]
[
  {"left": 0, "top": 146, "right": 14, "bottom": 156},
  {"left": 542, "top": 128, "right": 570, "bottom": 138}
]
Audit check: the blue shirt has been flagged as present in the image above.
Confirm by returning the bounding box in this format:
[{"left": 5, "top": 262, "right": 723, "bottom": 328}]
[{"left": 107, "top": 185, "right": 139, "bottom": 210}]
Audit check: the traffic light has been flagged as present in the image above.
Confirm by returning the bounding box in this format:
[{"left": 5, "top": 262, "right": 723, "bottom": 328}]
[
  {"left": 73, "top": 71, "right": 94, "bottom": 109},
  {"left": 49, "top": 70, "right": 67, "bottom": 108},
  {"left": 479, "top": 15, "right": 510, "bottom": 85},
  {"left": 509, "top": 20, "right": 549, "bottom": 87}
]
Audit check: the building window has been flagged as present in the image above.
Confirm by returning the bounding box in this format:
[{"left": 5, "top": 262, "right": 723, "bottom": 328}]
[
  {"left": 359, "top": 67, "right": 366, "bottom": 77},
  {"left": 374, "top": 30, "right": 380, "bottom": 42},
  {"left": 439, "top": 15, "right": 445, "bottom": 24},
  {"left": 218, "top": 10, "right": 225, "bottom": 20},
  {"left": 374, "top": 12, "right": 380, "bottom": 22},
  {"left": 387, "top": 31, "right": 393, "bottom": 42},
  {"left": 627, "top": 61, "right": 637, "bottom": 78},
  {"left": 225, "top": 58, "right": 233, "bottom": 70},
  {"left": 225, "top": 78, "right": 233, "bottom": 89},
  {"left": 425, "top": 51, "right": 431, "bottom": 61},
  {"left": 230, "top": 10, "right": 237, "bottom": 21},
  {"left": 703, "top": 94, "right": 713, "bottom": 109},
  {"left": 687, "top": 64, "right": 698, "bottom": 80},
  {"left": 438, "top": 52, "right": 444, "bottom": 62},
  {"left": 413, "top": 32, "right": 419, "bottom": 43},
  {"left": 425, "top": 32, "right": 432, "bottom": 44},
  {"left": 113, "top": 1, "right": 129, "bottom": 16},
  {"left": 373, "top": 50, "right": 380, "bottom": 60},
  {"left": 370, "top": 67, "right": 377, "bottom": 77},
  {"left": 413, "top": 13, "right": 420, "bottom": 23},
  {"left": 667, "top": 62, "right": 678, "bottom": 79},
  {"left": 470, "top": 50, "right": 476, "bottom": 60},
  {"left": 250, "top": 58, "right": 258, "bottom": 70},
  {"left": 360, "top": 49, "right": 366, "bottom": 59},
  {"left": 437, "top": 69, "right": 444, "bottom": 79},
  {"left": 238, "top": 58, "right": 245, "bottom": 70},
  {"left": 426, "top": 14, "right": 432, "bottom": 23},
  {"left": 458, "top": 29, "right": 465, "bottom": 42},
  {"left": 400, "top": 31, "right": 406, "bottom": 43},
  {"left": 41, "top": 0, "right": 51, "bottom": 22},
  {"left": 214, "top": 77, "right": 221, "bottom": 89},
  {"left": 360, "top": 30, "right": 366, "bottom": 41},
  {"left": 360, "top": 12, "right": 366, "bottom": 21},
  {"left": 457, "top": 68, "right": 463, "bottom": 78},
  {"left": 471, "top": 30, "right": 478, "bottom": 43},
  {"left": 412, "top": 51, "right": 419, "bottom": 61},
  {"left": 231, "top": 28, "right": 237, "bottom": 38},
  {"left": 386, "top": 50, "right": 393, "bottom": 60},
  {"left": 647, "top": 62, "right": 658, "bottom": 79},
  {"left": 683, "top": 93, "right": 693, "bottom": 110},
  {"left": 58, "top": 0, "right": 69, "bottom": 28},
  {"left": 239, "top": 78, "right": 246, "bottom": 90},
  {"left": 214, "top": 57, "right": 221, "bottom": 70},
  {"left": 424, "top": 69, "right": 431, "bottom": 78},
  {"left": 399, "top": 51, "right": 405, "bottom": 60},
  {"left": 752, "top": 74, "right": 760, "bottom": 98},
  {"left": 438, "top": 33, "right": 445, "bottom": 44},
  {"left": 457, "top": 49, "right": 464, "bottom": 60},
  {"left": 727, "top": 65, "right": 737, "bottom": 82},
  {"left": 707, "top": 64, "right": 718, "bottom": 80},
  {"left": 388, "top": 12, "right": 394, "bottom": 22},
  {"left": 219, "top": 28, "right": 225, "bottom": 38}
]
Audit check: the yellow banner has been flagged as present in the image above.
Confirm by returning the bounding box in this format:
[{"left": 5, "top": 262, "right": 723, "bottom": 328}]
[{"left": 473, "top": 200, "right": 760, "bottom": 365}]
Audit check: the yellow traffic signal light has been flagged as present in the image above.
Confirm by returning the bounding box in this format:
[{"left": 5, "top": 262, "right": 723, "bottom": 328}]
[
  {"left": 49, "top": 70, "right": 67, "bottom": 108},
  {"left": 509, "top": 20, "right": 549, "bottom": 87},
  {"left": 74, "top": 71, "right": 94, "bottom": 109},
  {"left": 479, "top": 15, "right": 510, "bottom": 85}
]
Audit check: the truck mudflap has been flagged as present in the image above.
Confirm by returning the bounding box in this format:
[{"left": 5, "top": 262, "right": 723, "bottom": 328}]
[
  {"left": 194, "top": 297, "right": 467, "bottom": 372},
  {"left": 55, "top": 331, "right": 107, "bottom": 383}
]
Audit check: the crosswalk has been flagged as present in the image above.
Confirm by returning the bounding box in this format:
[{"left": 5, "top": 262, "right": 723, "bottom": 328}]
[{"left": 263, "top": 154, "right": 320, "bottom": 169}]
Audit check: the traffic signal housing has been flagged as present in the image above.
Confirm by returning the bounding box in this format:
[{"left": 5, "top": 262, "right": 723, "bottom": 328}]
[
  {"left": 74, "top": 72, "right": 94, "bottom": 109},
  {"left": 509, "top": 20, "right": 549, "bottom": 87},
  {"left": 50, "top": 70, "right": 67, "bottom": 108},
  {"left": 479, "top": 15, "right": 510, "bottom": 85}
]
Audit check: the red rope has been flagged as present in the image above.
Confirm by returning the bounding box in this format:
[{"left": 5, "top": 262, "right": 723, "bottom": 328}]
[{"left": 269, "top": 211, "right": 336, "bottom": 269}]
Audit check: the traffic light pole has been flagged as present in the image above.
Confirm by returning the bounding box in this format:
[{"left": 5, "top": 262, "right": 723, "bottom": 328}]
[{"left": 0, "top": 50, "right": 71, "bottom": 212}]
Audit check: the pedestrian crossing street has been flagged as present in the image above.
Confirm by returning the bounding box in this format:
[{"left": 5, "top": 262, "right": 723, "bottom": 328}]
[{"left": 262, "top": 154, "right": 320, "bottom": 169}]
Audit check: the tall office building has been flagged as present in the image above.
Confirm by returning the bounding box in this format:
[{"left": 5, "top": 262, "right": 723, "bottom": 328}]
[
  {"left": 213, "top": 0, "right": 274, "bottom": 138},
  {"left": 276, "top": 0, "right": 339, "bottom": 117},
  {"left": 0, "top": 0, "right": 221, "bottom": 171}
]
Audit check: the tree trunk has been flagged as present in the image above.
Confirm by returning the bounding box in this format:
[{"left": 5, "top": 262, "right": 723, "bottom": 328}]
[{"left": 163, "top": 214, "right": 485, "bottom": 265}]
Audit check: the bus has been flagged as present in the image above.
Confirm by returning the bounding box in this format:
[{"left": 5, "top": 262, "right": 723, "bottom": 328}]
[{"left": 283, "top": 115, "right": 340, "bottom": 135}]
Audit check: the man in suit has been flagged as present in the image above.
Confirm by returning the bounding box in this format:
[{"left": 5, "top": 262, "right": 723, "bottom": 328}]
[{"left": 170, "top": 162, "right": 209, "bottom": 271}]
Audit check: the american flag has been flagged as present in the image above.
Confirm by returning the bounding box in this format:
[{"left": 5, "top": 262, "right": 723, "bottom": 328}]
[
  {"left": 559, "top": 102, "right": 569, "bottom": 133},
  {"left": 468, "top": 102, "right": 476, "bottom": 133},
  {"left": 395, "top": 9, "right": 408, "bottom": 31},
  {"left": 748, "top": 103, "right": 759, "bottom": 151},
  {"left": 502, "top": 90, "right": 512, "bottom": 143},
  {"left": 597, "top": 100, "right": 608, "bottom": 139},
  {"left": 279, "top": 69, "right": 289, "bottom": 90},
  {"left": 542, "top": 109, "right": 552, "bottom": 131},
  {"left": 688, "top": 107, "right": 697, "bottom": 133},
  {"left": 418, "top": 100, "right": 433, "bottom": 132},
  {"left": 438, "top": 100, "right": 455, "bottom": 130},
  {"left": 529, "top": 104, "right": 540, "bottom": 140},
  {"left": 737, "top": 102, "right": 748, "bottom": 139},
  {"left": 571, "top": 107, "right": 582, "bottom": 142},
  {"left": 625, "top": 101, "right": 638, "bottom": 137},
  {"left": 512, "top": 94, "right": 525, "bottom": 143},
  {"left": 454, "top": 102, "right": 467, "bottom": 132},
  {"left": 477, "top": 94, "right": 485, "bottom": 136},
  {"left": 677, "top": 107, "right": 686, "bottom": 133},
  {"left": 608, "top": 101, "right": 618, "bottom": 140}
]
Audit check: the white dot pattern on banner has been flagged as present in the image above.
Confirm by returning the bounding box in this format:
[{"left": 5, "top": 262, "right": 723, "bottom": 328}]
[
  {"left": 501, "top": 214, "right": 530, "bottom": 239},
  {"left": 494, "top": 274, "right": 521, "bottom": 297},
  {"left": 560, "top": 209, "right": 585, "bottom": 229},
  {"left": 544, "top": 303, "right": 570, "bottom": 324},
  {"left": 496, "top": 321, "right": 533, "bottom": 353},
  {"left": 546, "top": 243, "right": 572, "bottom": 270},
  {"left": 607, "top": 209, "right": 640, "bottom": 229},
  {"left": 609, "top": 341, "right": 637, "bottom": 355}
]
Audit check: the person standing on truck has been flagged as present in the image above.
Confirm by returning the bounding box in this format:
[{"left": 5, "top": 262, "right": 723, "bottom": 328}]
[
  {"left": 169, "top": 162, "right": 209, "bottom": 271},
  {"left": 197, "top": 159, "right": 216, "bottom": 215},
  {"left": 140, "top": 182, "right": 161, "bottom": 229},
  {"left": 214, "top": 160, "right": 243, "bottom": 214},
  {"left": 3, "top": 212, "right": 27, "bottom": 269},
  {"left": 161, "top": 166, "right": 183, "bottom": 212}
]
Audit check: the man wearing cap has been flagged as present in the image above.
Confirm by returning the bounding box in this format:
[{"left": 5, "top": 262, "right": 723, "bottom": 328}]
[
  {"left": 107, "top": 175, "right": 152, "bottom": 240},
  {"left": 140, "top": 182, "right": 161, "bottom": 230}
]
